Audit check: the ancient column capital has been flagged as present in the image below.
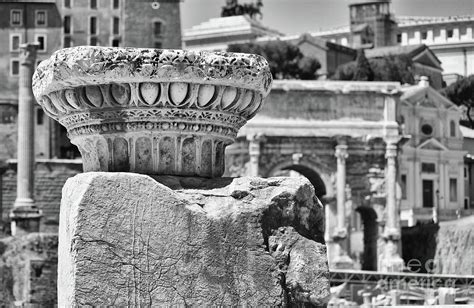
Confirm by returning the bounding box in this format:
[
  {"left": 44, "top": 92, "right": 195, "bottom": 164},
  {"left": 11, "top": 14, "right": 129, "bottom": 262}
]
[
  {"left": 19, "top": 43, "right": 39, "bottom": 66},
  {"left": 385, "top": 142, "right": 398, "bottom": 159},
  {"left": 292, "top": 153, "right": 303, "bottom": 165},
  {"left": 32, "top": 47, "right": 273, "bottom": 177},
  {"left": 332, "top": 227, "right": 348, "bottom": 241},
  {"left": 381, "top": 227, "right": 401, "bottom": 241},
  {"left": 335, "top": 144, "right": 348, "bottom": 163}
]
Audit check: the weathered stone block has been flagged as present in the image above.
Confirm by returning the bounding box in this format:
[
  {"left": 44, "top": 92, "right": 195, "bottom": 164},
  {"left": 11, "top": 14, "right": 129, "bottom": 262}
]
[{"left": 59, "top": 172, "right": 330, "bottom": 306}]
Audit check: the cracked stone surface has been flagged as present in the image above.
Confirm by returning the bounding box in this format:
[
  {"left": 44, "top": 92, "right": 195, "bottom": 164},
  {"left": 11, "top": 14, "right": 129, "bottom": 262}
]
[{"left": 59, "top": 172, "right": 330, "bottom": 306}]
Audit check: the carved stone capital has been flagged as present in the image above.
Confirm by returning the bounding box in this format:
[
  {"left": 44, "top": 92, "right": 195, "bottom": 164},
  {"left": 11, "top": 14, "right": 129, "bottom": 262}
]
[
  {"left": 381, "top": 227, "right": 401, "bottom": 241},
  {"left": 385, "top": 143, "right": 398, "bottom": 160},
  {"left": 20, "top": 43, "right": 39, "bottom": 66},
  {"left": 292, "top": 153, "right": 303, "bottom": 165},
  {"left": 332, "top": 227, "right": 348, "bottom": 241},
  {"left": 335, "top": 144, "right": 348, "bottom": 163},
  {"left": 32, "top": 47, "right": 273, "bottom": 177}
]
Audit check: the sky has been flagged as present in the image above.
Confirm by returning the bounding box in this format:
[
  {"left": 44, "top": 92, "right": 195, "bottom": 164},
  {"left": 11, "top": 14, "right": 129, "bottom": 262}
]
[{"left": 180, "top": 0, "right": 474, "bottom": 35}]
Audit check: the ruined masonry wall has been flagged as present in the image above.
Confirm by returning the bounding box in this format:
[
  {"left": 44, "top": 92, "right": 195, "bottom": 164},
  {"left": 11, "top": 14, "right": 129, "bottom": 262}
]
[{"left": 1, "top": 160, "right": 82, "bottom": 233}]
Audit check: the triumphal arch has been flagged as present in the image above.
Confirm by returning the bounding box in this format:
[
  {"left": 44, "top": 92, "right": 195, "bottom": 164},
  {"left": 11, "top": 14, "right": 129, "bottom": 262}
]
[{"left": 224, "top": 80, "right": 404, "bottom": 271}]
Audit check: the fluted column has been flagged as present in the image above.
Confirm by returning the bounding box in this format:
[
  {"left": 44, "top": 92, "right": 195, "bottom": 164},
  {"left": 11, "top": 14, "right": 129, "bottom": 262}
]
[
  {"left": 332, "top": 140, "right": 353, "bottom": 268},
  {"left": 380, "top": 139, "right": 404, "bottom": 272},
  {"left": 10, "top": 43, "right": 42, "bottom": 236},
  {"left": 247, "top": 134, "right": 265, "bottom": 177}
]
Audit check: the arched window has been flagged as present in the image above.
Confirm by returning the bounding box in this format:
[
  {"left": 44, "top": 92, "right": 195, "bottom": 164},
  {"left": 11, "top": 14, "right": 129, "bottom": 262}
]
[{"left": 450, "top": 120, "right": 456, "bottom": 137}]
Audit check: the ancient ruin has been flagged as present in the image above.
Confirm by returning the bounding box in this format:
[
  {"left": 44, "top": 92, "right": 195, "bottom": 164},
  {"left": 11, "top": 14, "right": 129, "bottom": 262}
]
[{"left": 32, "top": 47, "right": 330, "bottom": 306}]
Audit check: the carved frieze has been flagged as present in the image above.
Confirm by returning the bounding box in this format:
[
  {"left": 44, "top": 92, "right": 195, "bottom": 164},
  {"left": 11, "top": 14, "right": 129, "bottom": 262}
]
[{"left": 32, "top": 47, "right": 272, "bottom": 177}]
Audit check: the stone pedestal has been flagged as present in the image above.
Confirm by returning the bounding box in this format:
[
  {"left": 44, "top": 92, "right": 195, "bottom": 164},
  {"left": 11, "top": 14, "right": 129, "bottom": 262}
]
[
  {"left": 58, "top": 173, "right": 330, "bottom": 306},
  {"left": 33, "top": 47, "right": 330, "bottom": 306}
]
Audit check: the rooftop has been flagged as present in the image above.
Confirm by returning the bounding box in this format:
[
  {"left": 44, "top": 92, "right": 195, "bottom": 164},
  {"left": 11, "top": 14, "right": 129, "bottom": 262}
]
[
  {"left": 365, "top": 44, "right": 426, "bottom": 58},
  {"left": 397, "top": 15, "right": 474, "bottom": 27},
  {"left": 0, "top": 0, "right": 56, "bottom": 3},
  {"left": 183, "top": 15, "right": 282, "bottom": 41}
]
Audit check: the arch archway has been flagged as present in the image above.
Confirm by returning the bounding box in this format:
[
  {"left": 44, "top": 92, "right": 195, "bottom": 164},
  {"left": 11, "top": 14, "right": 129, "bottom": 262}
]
[
  {"left": 266, "top": 160, "right": 328, "bottom": 199},
  {"left": 355, "top": 206, "right": 378, "bottom": 271}
]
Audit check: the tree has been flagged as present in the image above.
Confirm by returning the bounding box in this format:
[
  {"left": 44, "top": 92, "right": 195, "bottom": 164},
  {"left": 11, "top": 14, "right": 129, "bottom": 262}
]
[
  {"left": 353, "top": 49, "right": 374, "bottom": 81},
  {"left": 221, "top": 0, "right": 263, "bottom": 19},
  {"left": 442, "top": 75, "right": 474, "bottom": 128},
  {"left": 332, "top": 53, "right": 415, "bottom": 84},
  {"left": 228, "top": 40, "right": 321, "bottom": 80}
]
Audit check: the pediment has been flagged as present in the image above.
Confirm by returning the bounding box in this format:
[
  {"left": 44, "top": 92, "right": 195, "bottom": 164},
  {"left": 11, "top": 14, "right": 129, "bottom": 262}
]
[
  {"left": 417, "top": 138, "right": 448, "bottom": 151},
  {"left": 412, "top": 49, "right": 442, "bottom": 70}
]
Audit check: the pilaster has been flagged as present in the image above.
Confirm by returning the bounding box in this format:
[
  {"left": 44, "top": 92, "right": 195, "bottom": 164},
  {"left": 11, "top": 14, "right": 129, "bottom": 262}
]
[
  {"left": 247, "top": 134, "right": 266, "bottom": 177},
  {"left": 331, "top": 139, "right": 353, "bottom": 269},
  {"left": 380, "top": 138, "right": 404, "bottom": 272}
]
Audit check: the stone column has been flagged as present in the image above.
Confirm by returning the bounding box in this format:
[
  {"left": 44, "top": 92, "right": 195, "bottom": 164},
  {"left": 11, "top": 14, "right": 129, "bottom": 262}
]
[
  {"left": 247, "top": 134, "right": 265, "bottom": 177},
  {"left": 332, "top": 141, "right": 353, "bottom": 268},
  {"left": 10, "top": 43, "right": 42, "bottom": 236},
  {"left": 31, "top": 46, "right": 331, "bottom": 306},
  {"left": 380, "top": 140, "right": 404, "bottom": 272}
]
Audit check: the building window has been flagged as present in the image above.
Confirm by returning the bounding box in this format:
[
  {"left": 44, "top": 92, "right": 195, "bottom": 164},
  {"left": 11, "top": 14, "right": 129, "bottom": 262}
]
[
  {"left": 421, "top": 123, "right": 433, "bottom": 135},
  {"left": 64, "top": 36, "right": 72, "bottom": 47},
  {"left": 10, "top": 34, "right": 21, "bottom": 52},
  {"left": 90, "top": 0, "right": 97, "bottom": 9},
  {"left": 37, "top": 109, "right": 44, "bottom": 125},
  {"left": 112, "top": 39, "right": 120, "bottom": 47},
  {"left": 90, "top": 37, "right": 98, "bottom": 46},
  {"left": 449, "top": 178, "right": 457, "bottom": 202},
  {"left": 396, "top": 34, "right": 402, "bottom": 43},
  {"left": 64, "top": 16, "right": 71, "bottom": 34},
  {"left": 401, "top": 174, "right": 407, "bottom": 200},
  {"left": 421, "top": 162, "right": 436, "bottom": 173},
  {"left": 113, "top": 0, "right": 119, "bottom": 9},
  {"left": 450, "top": 120, "right": 456, "bottom": 137},
  {"left": 11, "top": 10, "right": 22, "bottom": 26},
  {"left": 154, "top": 41, "right": 162, "bottom": 49},
  {"left": 90, "top": 17, "right": 97, "bottom": 35},
  {"left": 421, "top": 31, "right": 427, "bottom": 40},
  {"left": 465, "top": 197, "right": 469, "bottom": 210},
  {"left": 64, "top": 0, "right": 71, "bottom": 8},
  {"left": 36, "top": 10, "right": 47, "bottom": 26},
  {"left": 447, "top": 29, "right": 454, "bottom": 38},
  {"left": 35, "top": 35, "right": 46, "bottom": 52},
  {"left": 113, "top": 17, "right": 120, "bottom": 35},
  {"left": 154, "top": 21, "right": 162, "bottom": 37},
  {"left": 11, "top": 60, "right": 20, "bottom": 76}
]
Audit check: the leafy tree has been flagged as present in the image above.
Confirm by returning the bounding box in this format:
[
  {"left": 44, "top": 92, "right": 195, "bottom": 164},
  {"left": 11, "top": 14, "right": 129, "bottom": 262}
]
[
  {"left": 332, "top": 53, "right": 415, "bottom": 84},
  {"left": 353, "top": 49, "right": 374, "bottom": 81},
  {"left": 228, "top": 40, "right": 321, "bottom": 80},
  {"left": 371, "top": 54, "right": 415, "bottom": 84},
  {"left": 442, "top": 75, "right": 474, "bottom": 128},
  {"left": 221, "top": 0, "right": 263, "bottom": 19}
]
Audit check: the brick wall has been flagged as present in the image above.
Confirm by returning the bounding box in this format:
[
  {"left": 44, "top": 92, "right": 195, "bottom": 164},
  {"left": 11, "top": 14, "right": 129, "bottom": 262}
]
[{"left": 1, "top": 159, "right": 82, "bottom": 234}]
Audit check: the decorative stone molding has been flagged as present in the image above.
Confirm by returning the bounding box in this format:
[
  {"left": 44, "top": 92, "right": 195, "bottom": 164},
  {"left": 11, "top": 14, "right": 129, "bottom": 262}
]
[{"left": 32, "top": 47, "right": 272, "bottom": 177}]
